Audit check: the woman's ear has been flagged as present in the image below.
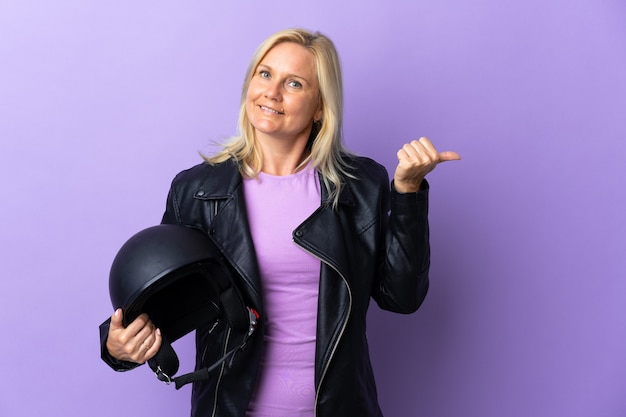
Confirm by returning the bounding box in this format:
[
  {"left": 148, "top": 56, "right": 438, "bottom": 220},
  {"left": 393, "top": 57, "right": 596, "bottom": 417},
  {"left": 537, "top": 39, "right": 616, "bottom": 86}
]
[{"left": 314, "top": 106, "right": 323, "bottom": 125}]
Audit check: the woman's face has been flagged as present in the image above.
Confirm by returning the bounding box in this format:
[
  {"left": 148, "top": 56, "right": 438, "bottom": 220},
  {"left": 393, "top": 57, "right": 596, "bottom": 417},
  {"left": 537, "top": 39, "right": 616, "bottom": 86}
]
[{"left": 245, "top": 42, "right": 323, "bottom": 146}]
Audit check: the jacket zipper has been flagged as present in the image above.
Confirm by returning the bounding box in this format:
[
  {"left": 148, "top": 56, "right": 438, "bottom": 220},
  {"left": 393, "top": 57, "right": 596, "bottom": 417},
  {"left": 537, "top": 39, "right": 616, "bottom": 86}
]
[
  {"left": 295, "top": 241, "right": 353, "bottom": 417},
  {"left": 210, "top": 327, "right": 232, "bottom": 417},
  {"left": 200, "top": 319, "right": 221, "bottom": 364}
]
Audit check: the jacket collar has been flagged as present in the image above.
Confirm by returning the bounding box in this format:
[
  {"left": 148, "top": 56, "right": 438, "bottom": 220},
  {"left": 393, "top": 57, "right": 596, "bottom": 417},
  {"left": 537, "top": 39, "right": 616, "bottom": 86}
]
[
  {"left": 193, "top": 158, "right": 356, "bottom": 208},
  {"left": 193, "top": 159, "right": 242, "bottom": 200}
]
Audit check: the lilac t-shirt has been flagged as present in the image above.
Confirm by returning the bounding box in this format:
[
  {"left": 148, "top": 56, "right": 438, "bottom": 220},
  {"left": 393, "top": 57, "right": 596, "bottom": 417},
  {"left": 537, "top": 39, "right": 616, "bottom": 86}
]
[{"left": 243, "top": 165, "right": 321, "bottom": 417}]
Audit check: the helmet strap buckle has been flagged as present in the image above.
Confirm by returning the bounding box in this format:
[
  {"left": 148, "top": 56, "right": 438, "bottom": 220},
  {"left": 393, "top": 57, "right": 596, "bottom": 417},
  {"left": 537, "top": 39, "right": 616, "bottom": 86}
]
[{"left": 154, "top": 366, "right": 173, "bottom": 385}]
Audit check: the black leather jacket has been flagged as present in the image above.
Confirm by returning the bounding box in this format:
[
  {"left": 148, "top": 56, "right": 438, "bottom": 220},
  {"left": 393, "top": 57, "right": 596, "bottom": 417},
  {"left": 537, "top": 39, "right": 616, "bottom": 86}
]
[{"left": 101, "top": 155, "right": 430, "bottom": 417}]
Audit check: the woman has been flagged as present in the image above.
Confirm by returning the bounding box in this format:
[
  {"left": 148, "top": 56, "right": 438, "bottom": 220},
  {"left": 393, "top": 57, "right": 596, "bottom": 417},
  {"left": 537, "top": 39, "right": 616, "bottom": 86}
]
[{"left": 101, "top": 28, "right": 460, "bottom": 416}]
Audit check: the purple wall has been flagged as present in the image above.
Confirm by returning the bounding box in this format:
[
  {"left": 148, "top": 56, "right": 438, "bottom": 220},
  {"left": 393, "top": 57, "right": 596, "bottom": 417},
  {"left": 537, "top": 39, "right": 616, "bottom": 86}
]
[{"left": 1, "top": 1, "right": 624, "bottom": 416}]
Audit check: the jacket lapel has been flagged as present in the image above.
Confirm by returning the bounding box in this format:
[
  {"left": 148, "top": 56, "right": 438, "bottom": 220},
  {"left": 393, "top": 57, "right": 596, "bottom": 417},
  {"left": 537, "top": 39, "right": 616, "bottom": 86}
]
[
  {"left": 294, "top": 176, "right": 356, "bottom": 281},
  {"left": 194, "top": 161, "right": 262, "bottom": 305},
  {"left": 293, "top": 176, "right": 357, "bottom": 383}
]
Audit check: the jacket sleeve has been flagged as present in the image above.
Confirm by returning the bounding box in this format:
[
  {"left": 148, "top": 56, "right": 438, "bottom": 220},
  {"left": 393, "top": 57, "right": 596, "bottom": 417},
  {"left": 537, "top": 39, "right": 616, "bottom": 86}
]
[
  {"left": 161, "top": 178, "right": 182, "bottom": 225},
  {"left": 372, "top": 178, "right": 430, "bottom": 314}
]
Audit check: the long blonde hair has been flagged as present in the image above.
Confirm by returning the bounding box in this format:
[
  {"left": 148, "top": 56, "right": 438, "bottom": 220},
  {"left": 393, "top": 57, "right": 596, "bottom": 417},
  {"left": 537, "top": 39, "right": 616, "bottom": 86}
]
[{"left": 205, "top": 28, "right": 353, "bottom": 208}]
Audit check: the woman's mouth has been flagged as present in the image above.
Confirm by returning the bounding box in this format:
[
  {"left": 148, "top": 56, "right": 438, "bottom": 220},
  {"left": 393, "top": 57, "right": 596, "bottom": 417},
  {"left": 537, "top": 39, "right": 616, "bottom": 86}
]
[{"left": 259, "top": 105, "right": 284, "bottom": 115}]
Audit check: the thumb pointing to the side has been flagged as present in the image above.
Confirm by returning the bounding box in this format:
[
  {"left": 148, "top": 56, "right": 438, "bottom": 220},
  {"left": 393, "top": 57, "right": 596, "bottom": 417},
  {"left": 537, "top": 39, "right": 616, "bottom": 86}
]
[{"left": 438, "top": 151, "right": 462, "bottom": 162}]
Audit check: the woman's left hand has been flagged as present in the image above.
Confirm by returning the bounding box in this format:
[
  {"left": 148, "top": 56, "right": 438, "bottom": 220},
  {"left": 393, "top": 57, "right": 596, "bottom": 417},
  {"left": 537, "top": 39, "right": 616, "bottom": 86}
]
[{"left": 393, "top": 137, "right": 461, "bottom": 193}]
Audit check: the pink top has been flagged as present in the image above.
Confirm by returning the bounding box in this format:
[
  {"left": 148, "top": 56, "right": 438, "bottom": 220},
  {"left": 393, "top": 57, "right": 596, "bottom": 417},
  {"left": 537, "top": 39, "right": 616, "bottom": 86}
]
[{"left": 243, "top": 165, "right": 321, "bottom": 417}]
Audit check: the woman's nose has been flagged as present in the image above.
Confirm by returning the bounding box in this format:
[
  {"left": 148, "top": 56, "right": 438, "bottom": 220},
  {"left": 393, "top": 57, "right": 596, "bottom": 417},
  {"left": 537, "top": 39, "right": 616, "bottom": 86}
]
[{"left": 264, "top": 81, "right": 282, "bottom": 99}]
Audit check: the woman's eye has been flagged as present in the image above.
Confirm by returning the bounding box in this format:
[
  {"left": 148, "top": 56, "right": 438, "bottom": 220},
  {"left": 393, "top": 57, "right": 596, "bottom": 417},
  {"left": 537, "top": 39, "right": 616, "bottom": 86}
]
[
  {"left": 288, "top": 80, "right": 302, "bottom": 89},
  {"left": 259, "top": 70, "right": 270, "bottom": 79}
]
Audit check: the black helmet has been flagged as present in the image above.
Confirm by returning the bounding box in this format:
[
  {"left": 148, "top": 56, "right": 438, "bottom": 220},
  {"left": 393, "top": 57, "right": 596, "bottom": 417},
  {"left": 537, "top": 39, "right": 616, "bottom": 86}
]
[{"left": 108, "top": 224, "right": 258, "bottom": 389}]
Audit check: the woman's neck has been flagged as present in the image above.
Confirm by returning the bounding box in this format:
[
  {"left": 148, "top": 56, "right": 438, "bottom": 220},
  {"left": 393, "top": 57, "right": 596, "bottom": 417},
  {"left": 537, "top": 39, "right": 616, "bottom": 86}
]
[
  {"left": 260, "top": 152, "right": 309, "bottom": 176},
  {"left": 255, "top": 132, "right": 310, "bottom": 176}
]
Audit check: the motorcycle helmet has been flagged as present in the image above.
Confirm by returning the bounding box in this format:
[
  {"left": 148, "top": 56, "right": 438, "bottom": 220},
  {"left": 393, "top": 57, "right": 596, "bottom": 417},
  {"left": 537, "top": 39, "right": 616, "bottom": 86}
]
[{"left": 108, "top": 224, "right": 258, "bottom": 389}]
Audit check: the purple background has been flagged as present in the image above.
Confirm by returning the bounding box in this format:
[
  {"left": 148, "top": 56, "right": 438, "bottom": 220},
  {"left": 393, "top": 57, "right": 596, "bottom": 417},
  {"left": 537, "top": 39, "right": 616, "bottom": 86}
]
[{"left": 1, "top": 1, "right": 625, "bottom": 416}]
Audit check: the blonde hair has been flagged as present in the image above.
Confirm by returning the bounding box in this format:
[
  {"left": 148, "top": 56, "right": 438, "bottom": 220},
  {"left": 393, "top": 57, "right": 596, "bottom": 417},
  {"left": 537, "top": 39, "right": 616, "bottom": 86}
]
[{"left": 205, "top": 28, "right": 353, "bottom": 208}]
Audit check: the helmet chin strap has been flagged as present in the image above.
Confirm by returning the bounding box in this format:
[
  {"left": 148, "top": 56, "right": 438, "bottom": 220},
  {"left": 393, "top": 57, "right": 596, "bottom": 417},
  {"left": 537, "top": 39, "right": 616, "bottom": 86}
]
[
  {"left": 148, "top": 306, "right": 259, "bottom": 390},
  {"left": 148, "top": 334, "right": 178, "bottom": 383}
]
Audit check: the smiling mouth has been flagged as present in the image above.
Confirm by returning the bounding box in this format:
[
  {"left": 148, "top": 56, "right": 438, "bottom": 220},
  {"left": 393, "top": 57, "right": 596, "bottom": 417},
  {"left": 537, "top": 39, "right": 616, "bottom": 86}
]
[{"left": 259, "top": 105, "right": 284, "bottom": 115}]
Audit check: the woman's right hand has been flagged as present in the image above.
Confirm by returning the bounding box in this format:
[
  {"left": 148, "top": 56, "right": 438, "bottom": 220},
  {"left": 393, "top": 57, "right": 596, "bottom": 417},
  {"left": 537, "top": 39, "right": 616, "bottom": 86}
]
[{"left": 105, "top": 308, "right": 162, "bottom": 364}]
